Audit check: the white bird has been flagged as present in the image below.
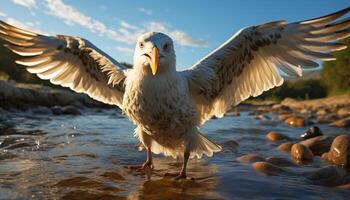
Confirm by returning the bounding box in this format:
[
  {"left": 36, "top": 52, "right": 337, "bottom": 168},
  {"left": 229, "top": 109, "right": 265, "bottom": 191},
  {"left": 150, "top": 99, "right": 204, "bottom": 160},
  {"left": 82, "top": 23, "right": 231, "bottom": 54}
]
[{"left": 1, "top": 8, "right": 349, "bottom": 179}]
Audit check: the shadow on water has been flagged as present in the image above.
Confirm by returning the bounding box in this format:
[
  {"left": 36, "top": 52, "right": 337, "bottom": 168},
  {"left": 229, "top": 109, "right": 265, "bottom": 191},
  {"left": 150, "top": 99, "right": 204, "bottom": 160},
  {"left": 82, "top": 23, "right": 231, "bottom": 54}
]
[{"left": 0, "top": 108, "right": 350, "bottom": 199}]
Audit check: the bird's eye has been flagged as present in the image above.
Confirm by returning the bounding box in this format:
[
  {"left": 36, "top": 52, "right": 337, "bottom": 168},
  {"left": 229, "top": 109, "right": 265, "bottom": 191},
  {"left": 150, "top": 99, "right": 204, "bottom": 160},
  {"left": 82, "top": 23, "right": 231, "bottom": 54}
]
[
  {"left": 139, "top": 42, "right": 144, "bottom": 49},
  {"left": 163, "top": 43, "right": 170, "bottom": 51}
]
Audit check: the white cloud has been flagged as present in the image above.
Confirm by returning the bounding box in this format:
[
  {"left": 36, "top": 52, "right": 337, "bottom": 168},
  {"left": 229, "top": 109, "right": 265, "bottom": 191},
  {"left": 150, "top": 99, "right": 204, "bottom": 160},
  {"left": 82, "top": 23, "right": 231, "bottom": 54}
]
[
  {"left": 4, "top": 17, "right": 48, "bottom": 35},
  {"left": 12, "top": 0, "right": 37, "bottom": 9},
  {"left": 44, "top": 0, "right": 143, "bottom": 44},
  {"left": 0, "top": 11, "right": 7, "bottom": 17},
  {"left": 43, "top": 0, "right": 206, "bottom": 47},
  {"left": 138, "top": 8, "right": 152, "bottom": 16},
  {"left": 115, "top": 46, "right": 134, "bottom": 54},
  {"left": 145, "top": 22, "right": 207, "bottom": 47}
]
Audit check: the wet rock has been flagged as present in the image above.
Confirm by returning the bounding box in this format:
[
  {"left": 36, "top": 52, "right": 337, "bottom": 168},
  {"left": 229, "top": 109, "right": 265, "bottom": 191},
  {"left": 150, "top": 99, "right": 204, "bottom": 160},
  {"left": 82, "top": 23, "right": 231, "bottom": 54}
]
[
  {"left": 307, "top": 166, "right": 346, "bottom": 186},
  {"left": 230, "top": 110, "right": 240, "bottom": 117},
  {"left": 0, "top": 80, "right": 106, "bottom": 109},
  {"left": 316, "top": 108, "right": 329, "bottom": 116},
  {"left": 0, "top": 137, "right": 18, "bottom": 148},
  {"left": 284, "top": 116, "right": 308, "bottom": 127},
  {"left": 31, "top": 106, "right": 52, "bottom": 115},
  {"left": 279, "top": 114, "right": 294, "bottom": 121},
  {"left": 265, "top": 157, "right": 296, "bottom": 167},
  {"left": 322, "top": 135, "right": 350, "bottom": 167},
  {"left": 329, "top": 117, "right": 350, "bottom": 128},
  {"left": 62, "top": 106, "right": 81, "bottom": 115},
  {"left": 251, "top": 161, "right": 284, "bottom": 176},
  {"left": 300, "top": 126, "right": 323, "bottom": 140},
  {"left": 337, "top": 107, "right": 350, "bottom": 118},
  {"left": 51, "top": 106, "right": 63, "bottom": 115},
  {"left": 221, "top": 140, "right": 239, "bottom": 152},
  {"left": 316, "top": 113, "right": 339, "bottom": 124},
  {"left": 272, "top": 104, "right": 292, "bottom": 114},
  {"left": 299, "top": 135, "right": 334, "bottom": 156},
  {"left": 291, "top": 144, "right": 313, "bottom": 163},
  {"left": 337, "top": 183, "right": 350, "bottom": 189},
  {"left": 5, "top": 142, "right": 32, "bottom": 150},
  {"left": 266, "top": 131, "right": 290, "bottom": 142},
  {"left": 238, "top": 154, "right": 265, "bottom": 163},
  {"left": 278, "top": 142, "right": 295, "bottom": 152},
  {"left": 255, "top": 114, "right": 270, "bottom": 121},
  {"left": 299, "top": 108, "right": 311, "bottom": 115}
]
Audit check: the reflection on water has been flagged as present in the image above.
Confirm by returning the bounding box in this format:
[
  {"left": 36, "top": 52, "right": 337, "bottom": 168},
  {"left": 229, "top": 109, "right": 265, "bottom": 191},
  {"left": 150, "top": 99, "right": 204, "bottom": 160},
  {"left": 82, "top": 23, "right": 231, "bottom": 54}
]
[{"left": 0, "top": 108, "right": 349, "bottom": 199}]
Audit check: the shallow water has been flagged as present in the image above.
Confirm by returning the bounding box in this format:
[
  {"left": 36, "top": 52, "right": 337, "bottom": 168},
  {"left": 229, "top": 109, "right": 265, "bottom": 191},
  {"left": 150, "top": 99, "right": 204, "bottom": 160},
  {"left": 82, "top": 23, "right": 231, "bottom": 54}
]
[{"left": 0, "top": 107, "right": 349, "bottom": 200}]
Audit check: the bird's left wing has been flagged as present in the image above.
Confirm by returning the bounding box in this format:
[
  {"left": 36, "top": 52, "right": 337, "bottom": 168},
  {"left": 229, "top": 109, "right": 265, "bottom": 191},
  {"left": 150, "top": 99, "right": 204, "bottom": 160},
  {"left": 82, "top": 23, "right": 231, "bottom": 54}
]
[
  {"left": 181, "top": 7, "right": 350, "bottom": 125},
  {"left": 0, "top": 20, "right": 129, "bottom": 108}
]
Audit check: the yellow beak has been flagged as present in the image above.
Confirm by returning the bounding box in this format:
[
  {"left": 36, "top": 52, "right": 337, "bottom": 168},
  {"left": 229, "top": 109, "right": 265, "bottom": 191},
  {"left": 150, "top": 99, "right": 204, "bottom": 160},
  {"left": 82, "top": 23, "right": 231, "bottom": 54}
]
[{"left": 145, "top": 46, "right": 159, "bottom": 75}]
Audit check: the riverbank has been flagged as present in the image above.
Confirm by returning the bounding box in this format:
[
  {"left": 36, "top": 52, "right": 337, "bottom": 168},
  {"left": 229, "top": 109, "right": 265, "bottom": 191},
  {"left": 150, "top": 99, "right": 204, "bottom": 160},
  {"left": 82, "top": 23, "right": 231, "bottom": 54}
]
[{"left": 0, "top": 80, "right": 110, "bottom": 109}]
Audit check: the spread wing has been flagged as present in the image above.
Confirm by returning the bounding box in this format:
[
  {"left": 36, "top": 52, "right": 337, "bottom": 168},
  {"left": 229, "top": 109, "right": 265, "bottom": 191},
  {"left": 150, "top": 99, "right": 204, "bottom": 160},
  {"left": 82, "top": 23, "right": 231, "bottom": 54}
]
[
  {"left": 182, "top": 7, "right": 350, "bottom": 124},
  {"left": 0, "top": 20, "right": 128, "bottom": 108}
]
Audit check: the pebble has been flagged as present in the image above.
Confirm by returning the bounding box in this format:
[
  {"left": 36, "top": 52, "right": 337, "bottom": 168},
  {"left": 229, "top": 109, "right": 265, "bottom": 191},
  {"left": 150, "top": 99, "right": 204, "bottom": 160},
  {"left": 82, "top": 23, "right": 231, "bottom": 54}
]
[
  {"left": 278, "top": 142, "right": 294, "bottom": 152},
  {"left": 265, "top": 157, "right": 296, "bottom": 167},
  {"left": 221, "top": 140, "right": 239, "bottom": 152},
  {"left": 300, "top": 126, "right": 323, "bottom": 140},
  {"left": 255, "top": 114, "right": 270, "bottom": 121},
  {"left": 299, "top": 108, "right": 311, "bottom": 115},
  {"left": 329, "top": 117, "right": 350, "bottom": 128},
  {"left": 279, "top": 114, "right": 294, "bottom": 120},
  {"left": 337, "top": 107, "right": 350, "bottom": 118},
  {"left": 266, "top": 131, "right": 290, "bottom": 142},
  {"left": 291, "top": 144, "right": 313, "bottom": 163},
  {"left": 322, "top": 134, "right": 349, "bottom": 167},
  {"left": 230, "top": 111, "right": 240, "bottom": 117},
  {"left": 238, "top": 154, "right": 265, "bottom": 163},
  {"left": 251, "top": 161, "right": 285, "bottom": 176},
  {"left": 316, "top": 109, "right": 329, "bottom": 116},
  {"left": 337, "top": 183, "right": 350, "bottom": 189},
  {"left": 306, "top": 166, "right": 346, "bottom": 186},
  {"left": 316, "top": 113, "right": 339, "bottom": 124},
  {"left": 284, "top": 117, "right": 307, "bottom": 127},
  {"left": 51, "top": 106, "right": 63, "bottom": 115},
  {"left": 62, "top": 106, "right": 82, "bottom": 115},
  {"left": 272, "top": 104, "right": 292, "bottom": 114},
  {"left": 299, "top": 135, "right": 334, "bottom": 156}
]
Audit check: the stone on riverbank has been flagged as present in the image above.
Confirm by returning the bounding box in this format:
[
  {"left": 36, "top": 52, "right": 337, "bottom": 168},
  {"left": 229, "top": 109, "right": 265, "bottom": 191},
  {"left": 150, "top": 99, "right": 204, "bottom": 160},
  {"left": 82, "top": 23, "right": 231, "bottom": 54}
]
[
  {"left": 278, "top": 142, "right": 295, "bottom": 152},
  {"left": 307, "top": 166, "right": 346, "bottom": 186},
  {"left": 329, "top": 117, "right": 350, "bottom": 128},
  {"left": 238, "top": 154, "right": 265, "bottom": 163},
  {"left": 252, "top": 161, "right": 285, "bottom": 176},
  {"left": 291, "top": 144, "right": 313, "bottom": 163},
  {"left": 299, "top": 135, "right": 334, "bottom": 156},
  {"left": 322, "top": 135, "right": 350, "bottom": 168},
  {"left": 266, "top": 131, "right": 290, "bottom": 142}
]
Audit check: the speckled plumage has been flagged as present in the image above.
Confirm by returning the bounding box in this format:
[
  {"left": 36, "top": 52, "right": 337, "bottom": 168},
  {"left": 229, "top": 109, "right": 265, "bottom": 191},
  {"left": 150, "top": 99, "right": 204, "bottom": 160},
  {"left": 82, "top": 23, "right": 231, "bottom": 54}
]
[{"left": 1, "top": 8, "right": 349, "bottom": 176}]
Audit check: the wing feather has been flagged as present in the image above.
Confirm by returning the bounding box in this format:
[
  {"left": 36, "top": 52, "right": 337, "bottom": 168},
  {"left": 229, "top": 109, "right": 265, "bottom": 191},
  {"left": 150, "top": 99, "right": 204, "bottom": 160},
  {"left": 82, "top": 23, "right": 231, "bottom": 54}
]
[
  {"left": 0, "top": 20, "right": 129, "bottom": 108},
  {"left": 182, "top": 7, "right": 350, "bottom": 124}
]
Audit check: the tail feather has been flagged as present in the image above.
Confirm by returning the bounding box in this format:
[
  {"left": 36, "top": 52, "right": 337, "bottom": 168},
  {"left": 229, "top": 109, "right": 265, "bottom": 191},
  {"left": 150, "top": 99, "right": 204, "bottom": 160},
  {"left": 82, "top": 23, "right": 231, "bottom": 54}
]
[{"left": 192, "top": 132, "right": 222, "bottom": 159}]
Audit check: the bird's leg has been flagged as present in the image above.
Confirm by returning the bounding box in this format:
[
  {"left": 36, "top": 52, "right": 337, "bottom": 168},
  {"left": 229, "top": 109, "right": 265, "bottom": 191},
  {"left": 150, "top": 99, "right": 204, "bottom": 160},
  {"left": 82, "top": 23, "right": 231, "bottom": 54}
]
[
  {"left": 164, "top": 150, "right": 190, "bottom": 180},
  {"left": 128, "top": 147, "right": 153, "bottom": 171}
]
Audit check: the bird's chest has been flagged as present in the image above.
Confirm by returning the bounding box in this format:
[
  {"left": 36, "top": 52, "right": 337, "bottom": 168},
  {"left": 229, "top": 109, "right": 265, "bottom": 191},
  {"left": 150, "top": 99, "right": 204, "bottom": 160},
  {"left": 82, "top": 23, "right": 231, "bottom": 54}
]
[{"left": 123, "top": 75, "right": 197, "bottom": 135}]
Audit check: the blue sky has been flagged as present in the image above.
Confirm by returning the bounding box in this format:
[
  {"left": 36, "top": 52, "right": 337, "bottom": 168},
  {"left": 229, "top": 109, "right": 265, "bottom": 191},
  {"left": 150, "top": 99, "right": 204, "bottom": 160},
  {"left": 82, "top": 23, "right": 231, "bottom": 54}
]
[{"left": 0, "top": 0, "right": 349, "bottom": 70}]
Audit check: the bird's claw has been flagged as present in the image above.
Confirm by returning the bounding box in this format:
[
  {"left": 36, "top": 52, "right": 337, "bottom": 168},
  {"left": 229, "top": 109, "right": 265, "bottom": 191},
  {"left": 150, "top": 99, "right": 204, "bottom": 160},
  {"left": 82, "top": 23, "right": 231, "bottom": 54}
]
[
  {"left": 127, "top": 161, "right": 153, "bottom": 172},
  {"left": 164, "top": 172, "right": 188, "bottom": 180}
]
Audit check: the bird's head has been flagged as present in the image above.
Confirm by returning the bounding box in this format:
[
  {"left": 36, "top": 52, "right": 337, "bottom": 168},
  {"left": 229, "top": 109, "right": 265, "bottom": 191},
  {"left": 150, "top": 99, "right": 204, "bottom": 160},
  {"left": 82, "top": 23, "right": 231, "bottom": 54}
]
[{"left": 133, "top": 32, "right": 176, "bottom": 75}]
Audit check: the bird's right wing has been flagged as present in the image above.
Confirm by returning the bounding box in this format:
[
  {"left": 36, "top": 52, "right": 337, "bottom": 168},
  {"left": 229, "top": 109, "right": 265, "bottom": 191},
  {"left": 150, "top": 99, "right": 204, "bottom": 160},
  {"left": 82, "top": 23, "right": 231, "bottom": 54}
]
[
  {"left": 181, "top": 7, "right": 350, "bottom": 125},
  {"left": 0, "top": 20, "right": 128, "bottom": 108}
]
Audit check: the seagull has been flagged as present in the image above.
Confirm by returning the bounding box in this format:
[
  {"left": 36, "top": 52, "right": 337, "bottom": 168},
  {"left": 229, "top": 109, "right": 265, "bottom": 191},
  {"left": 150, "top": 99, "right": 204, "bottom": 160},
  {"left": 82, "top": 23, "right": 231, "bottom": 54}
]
[{"left": 0, "top": 8, "right": 349, "bottom": 179}]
